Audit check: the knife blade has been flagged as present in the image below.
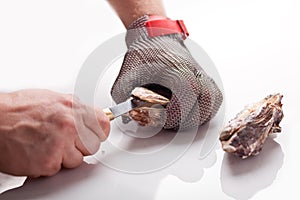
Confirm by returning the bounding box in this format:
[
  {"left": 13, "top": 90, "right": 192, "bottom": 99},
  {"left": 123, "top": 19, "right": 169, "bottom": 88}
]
[
  {"left": 103, "top": 97, "right": 145, "bottom": 121},
  {"left": 102, "top": 87, "right": 170, "bottom": 121}
]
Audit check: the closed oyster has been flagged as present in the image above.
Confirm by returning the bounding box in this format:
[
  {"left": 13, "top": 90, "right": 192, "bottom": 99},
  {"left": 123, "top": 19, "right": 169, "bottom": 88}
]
[{"left": 219, "top": 93, "right": 284, "bottom": 158}]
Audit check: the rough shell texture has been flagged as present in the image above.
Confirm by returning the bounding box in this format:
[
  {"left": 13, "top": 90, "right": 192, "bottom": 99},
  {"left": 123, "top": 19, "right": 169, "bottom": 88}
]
[
  {"left": 129, "top": 106, "right": 166, "bottom": 127},
  {"left": 125, "top": 87, "right": 170, "bottom": 127},
  {"left": 131, "top": 87, "right": 170, "bottom": 106},
  {"left": 219, "top": 93, "right": 284, "bottom": 159}
]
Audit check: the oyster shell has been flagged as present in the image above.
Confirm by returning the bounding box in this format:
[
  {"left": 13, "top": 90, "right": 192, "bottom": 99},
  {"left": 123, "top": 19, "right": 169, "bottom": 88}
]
[
  {"left": 128, "top": 87, "right": 170, "bottom": 126},
  {"left": 131, "top": 87, "right": 170, "bottom": 106},
  {"left": 219, "top": 93, "right": 284, "bottom": 159},
  {"left": 129, "top": 106, "right": 166, "bottom": 127}
]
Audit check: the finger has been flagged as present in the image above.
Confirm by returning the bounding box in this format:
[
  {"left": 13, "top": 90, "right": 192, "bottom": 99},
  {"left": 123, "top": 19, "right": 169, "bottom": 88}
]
[
  {"left": 62, "top": 146, "right": 84, "bottom": 169},
  {"left": 94, "top": 107, "right": 110, "bottom": 140},
  {"left": 74, "top": 118, "right": 102, "bottom": 155},
  {"left": 81, "top": 105, "right": 110, "bottom": 142}
]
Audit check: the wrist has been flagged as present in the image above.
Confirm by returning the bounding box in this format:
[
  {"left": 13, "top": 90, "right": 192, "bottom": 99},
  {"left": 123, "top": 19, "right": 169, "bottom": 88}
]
[
  {"left": 0, "top": 93, "right": 12, "bottom": 113},
  {"left": 126, "top": 14, "right": 189, "bottom": 47},
  {"left": 108, "top": 0, "right": 166, "bottom": 28}
]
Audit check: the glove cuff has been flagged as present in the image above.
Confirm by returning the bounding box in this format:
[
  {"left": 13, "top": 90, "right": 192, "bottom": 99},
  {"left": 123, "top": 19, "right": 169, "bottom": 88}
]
[
  {"left": 126, "top": 15, "right": 189, "bottom": 47},
  {"left": 127, "top": 15, "right": 151, "bottom": 30}
]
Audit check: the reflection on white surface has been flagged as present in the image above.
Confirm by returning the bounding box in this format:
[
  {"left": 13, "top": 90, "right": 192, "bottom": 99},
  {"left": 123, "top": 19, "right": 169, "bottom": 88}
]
[
  {"left": 0, "top": 121, "right": 219, "bottom": 200},
  {"left": 0, "top": 173, "right": 26, "bottom": 194},
  {"left": 220, "top": 138, "right": 284, "bottom": 200},
  {"left": 77, "top": 30, "right": 225, "bottom": 174},
  {"left": 0, "top": 34, "right": 225, "bottom": 196},
  {"left": 1, "top": 0, "right": 298, "bottom": 199}
]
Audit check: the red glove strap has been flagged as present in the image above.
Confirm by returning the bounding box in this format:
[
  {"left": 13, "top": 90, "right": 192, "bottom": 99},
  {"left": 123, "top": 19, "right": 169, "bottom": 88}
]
[{"left": 145, "top": 15, "right": 189, "bottom": 40}]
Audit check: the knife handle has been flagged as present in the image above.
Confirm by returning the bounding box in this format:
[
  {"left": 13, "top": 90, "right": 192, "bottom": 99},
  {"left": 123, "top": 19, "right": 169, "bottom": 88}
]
[{"left": 103, "top": 108, "right": 115, "bottom": 121}]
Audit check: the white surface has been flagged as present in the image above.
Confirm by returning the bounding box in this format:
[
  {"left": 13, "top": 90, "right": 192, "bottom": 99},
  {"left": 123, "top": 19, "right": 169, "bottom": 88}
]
[
  {"left": 0, "top": 0, "right": 299, "bottom": 199},
  {"left": 0, "top": 173, "right": 26, "bottom": 194}
]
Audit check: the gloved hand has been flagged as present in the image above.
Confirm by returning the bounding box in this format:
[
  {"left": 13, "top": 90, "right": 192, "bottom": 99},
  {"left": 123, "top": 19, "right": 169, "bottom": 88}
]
[{"left": 111, "top": 15, "right": 223, "bottom": 130}]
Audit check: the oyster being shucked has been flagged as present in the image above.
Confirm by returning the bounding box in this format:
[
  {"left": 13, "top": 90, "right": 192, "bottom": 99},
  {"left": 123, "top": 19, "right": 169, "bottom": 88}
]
[
  {"left": 131, "top": 87, "right": 170, "bottom": 106},
  {"left": 127, "top": 86, "right": 170, "bottom": 127},
  {"left": 219, "top": 93, "right": 284, "bottom": 159}
]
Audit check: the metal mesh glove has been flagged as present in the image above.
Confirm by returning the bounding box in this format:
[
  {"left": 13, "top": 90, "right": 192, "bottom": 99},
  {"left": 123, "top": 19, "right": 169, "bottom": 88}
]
[{"left": 111, "top": 15, "right": 223, "bottom": 130}]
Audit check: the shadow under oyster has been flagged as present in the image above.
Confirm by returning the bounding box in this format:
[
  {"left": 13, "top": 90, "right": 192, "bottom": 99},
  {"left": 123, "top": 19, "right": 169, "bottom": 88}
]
[{"left": 219, "top": 93, "right": 284, "bottom": 159}]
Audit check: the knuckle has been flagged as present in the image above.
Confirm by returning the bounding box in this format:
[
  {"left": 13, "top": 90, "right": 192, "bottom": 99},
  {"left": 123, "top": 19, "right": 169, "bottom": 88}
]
[
  {"left": 60, "top": 94, "right": 74, "bottom": 108},
  {"left": 58, "top": 115, "right": 77, "bottom": 134},
  {"left": 42, "top": 157, "right": 61, "bottom": 176},
  {"left": 62, "top": 154, "right": 84, "bottom": 169}
]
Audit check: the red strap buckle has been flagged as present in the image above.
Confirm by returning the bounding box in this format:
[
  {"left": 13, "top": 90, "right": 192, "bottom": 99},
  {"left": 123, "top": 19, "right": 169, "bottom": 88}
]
[{"left": 145, "top": 17, "right": 189, "bottom": 40}]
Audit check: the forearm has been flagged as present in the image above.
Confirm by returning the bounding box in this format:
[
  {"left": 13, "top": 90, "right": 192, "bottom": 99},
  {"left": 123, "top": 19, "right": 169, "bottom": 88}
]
[{"left": 108, "top": 0, "right": 166, "bottom": 28}]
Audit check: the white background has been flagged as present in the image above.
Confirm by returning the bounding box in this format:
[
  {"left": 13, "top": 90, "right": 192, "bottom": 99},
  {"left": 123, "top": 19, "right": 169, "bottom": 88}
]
[{"left": 0, "top": 0, "right": 299, "bottom": 199}]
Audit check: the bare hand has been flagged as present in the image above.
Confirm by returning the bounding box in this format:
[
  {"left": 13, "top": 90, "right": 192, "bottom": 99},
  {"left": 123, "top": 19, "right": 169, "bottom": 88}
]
[{"left": 0, "top": 89, "right": 110, "bottom": 177}]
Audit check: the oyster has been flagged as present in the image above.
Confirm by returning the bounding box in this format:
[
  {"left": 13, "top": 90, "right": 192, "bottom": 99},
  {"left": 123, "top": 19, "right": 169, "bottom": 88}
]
[
  {"left": 219, "top": 93, "right": 284, "bottom": 159},
  {"left": 128, "top": 87, "right": 170, "bottom": 126},
  {"left": 131, "top": 87, "right": 170, "bottom": 106},
  {"left": 129, "top": 107, "right": 166, "bottom": 127}
]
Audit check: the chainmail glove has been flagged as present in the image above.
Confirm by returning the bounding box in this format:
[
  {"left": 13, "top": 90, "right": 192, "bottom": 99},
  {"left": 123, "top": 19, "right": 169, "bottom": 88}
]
[{"left": 111, "top": 15, "right": 223, "bottom": 130}]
